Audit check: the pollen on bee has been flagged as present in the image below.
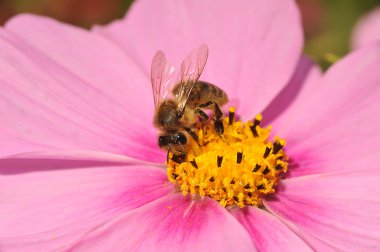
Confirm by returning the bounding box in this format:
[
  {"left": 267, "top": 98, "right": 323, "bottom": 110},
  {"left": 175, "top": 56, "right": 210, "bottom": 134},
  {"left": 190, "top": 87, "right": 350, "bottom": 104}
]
[{"left": 166, "top": 109, "right": 288, "bottom": 208}]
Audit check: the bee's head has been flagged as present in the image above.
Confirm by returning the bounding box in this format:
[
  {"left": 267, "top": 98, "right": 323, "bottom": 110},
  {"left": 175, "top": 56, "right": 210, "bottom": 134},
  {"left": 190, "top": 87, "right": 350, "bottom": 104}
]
[{"left": 155, "top": 100, "right": 182, "bottom": 129}]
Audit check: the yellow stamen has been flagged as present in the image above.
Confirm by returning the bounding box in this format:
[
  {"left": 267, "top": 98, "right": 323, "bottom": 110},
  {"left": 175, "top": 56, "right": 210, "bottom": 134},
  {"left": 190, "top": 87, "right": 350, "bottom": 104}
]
[{"left": 167, "top": 109, "right": 288, "bottom": 208}]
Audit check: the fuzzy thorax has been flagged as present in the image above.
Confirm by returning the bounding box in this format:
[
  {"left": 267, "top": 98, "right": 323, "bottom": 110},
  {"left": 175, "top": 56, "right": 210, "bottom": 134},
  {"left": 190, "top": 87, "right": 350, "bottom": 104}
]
[{"left": 167, "top": 108, "right": 288, "bottom": 208}]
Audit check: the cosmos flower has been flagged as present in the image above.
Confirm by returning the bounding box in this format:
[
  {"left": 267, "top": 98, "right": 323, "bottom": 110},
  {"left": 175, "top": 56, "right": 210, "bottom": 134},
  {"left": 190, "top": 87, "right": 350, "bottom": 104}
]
[
  {"left": 352, "top": 7, "right": 380, "bottom": 49},
  {"left": 0, "top": 0, "right": 379, "bottom": 251}
]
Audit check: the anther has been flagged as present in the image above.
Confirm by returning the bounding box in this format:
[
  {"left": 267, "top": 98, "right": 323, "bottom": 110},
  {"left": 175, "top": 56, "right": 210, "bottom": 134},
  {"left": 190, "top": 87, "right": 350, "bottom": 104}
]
[
  {"left": 243, "top": 184, "right": 251, "bottom": 189},
  {"left": 217, "top": 155, "right": 223, "bottom": 167},
  {"left": 190, "top": 159, "right": 198, "bottom": 169},
  {"left": 257, "top": 184, "right": 265, "bottom": 190},
  {"left": 229, "top": 107, "right": 235, "bottom": 125},
  {"left": 273, "top": 141, "right": 283, "bottom": 154},
  {"left": 275, "top": 164, "right": 282, "bottom": 170},
  {"left": 249, "top": 114, "right": 262, "bottom": 137},
  {"left": 263, "top": 147, "right": 271, "bottom": 158},
  {"left": 249, "top": 123, "right": 258, "bottom": 137},
  {"left": 252, "top": 164, "right": 261, "bottom": 172},
  {"left": 262, "top": 166, "right": 270, "bottom": 175},
  {"left": 231, "top": 178, "right": 235, "bottom": 184},
  {"left": 209, "top": 177, "right": 215, "bottom": 182},
  {"left": 236, "top": 152, "right": 243, "bottom": 164},
  {"left": 172, "top": 173, "right": 179, "bottom": 179}
]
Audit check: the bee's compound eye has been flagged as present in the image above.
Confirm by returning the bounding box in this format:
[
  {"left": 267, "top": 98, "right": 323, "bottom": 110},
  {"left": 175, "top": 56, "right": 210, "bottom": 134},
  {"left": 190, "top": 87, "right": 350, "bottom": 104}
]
[{"left": 176, "top": 133, "right": 187, "bottom": 145}]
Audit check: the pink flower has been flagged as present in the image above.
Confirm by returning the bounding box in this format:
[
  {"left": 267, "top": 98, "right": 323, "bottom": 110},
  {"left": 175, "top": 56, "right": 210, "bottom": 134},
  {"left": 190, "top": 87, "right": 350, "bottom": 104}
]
[
  {"left": 1, "top": 0, "right": 379, "bottom": 251},
  {"left": 352, "top": 7, "right": 380, "bottom": 49}
]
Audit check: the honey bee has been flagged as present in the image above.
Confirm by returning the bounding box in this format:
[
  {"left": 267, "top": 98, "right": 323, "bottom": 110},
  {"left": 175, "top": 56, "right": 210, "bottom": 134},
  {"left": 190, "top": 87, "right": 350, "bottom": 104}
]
[{"left": 151, "top": 45, "right": 228, "bottom": 161}]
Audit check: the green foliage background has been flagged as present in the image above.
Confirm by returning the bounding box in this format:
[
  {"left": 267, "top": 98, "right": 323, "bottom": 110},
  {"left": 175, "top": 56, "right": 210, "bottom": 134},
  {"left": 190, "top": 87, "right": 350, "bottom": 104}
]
[{"left": 304, "top": 0, "right": 380, "bottom": 67}]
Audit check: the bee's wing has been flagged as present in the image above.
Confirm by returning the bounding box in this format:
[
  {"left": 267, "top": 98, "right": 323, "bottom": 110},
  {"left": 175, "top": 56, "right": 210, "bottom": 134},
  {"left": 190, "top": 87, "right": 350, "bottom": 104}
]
[
  {"left": 151, "top": 50, "right": 176, "bottom": 109},
  {"left": 176, "top": 44, "right": 209, "bottom": 114}
]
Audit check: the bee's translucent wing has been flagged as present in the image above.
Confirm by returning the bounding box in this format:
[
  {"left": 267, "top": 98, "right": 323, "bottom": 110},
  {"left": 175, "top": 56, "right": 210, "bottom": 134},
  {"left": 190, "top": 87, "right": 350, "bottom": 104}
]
[
  {"left": 151, "top": 51, "right": 176, "bottom": 109},
  {"left": 176, "top": 45, "right": 209, "bottom": 114}
]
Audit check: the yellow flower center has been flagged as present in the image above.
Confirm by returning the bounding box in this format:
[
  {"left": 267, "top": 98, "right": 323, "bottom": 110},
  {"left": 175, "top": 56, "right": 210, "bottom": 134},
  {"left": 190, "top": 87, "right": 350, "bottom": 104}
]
[{"left": 167, "top": 108, "right": 288, "bottom": 208}]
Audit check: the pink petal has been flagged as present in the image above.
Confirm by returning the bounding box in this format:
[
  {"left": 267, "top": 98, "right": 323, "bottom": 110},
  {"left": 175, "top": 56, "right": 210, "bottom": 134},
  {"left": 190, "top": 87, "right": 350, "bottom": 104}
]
[
  {"left": 1, "top": 15, "right": 164, "bottom": 162},
  {"left": 352, "top": 7, "right": 380, "bottom": 49},
  {"left": 232, "top": 207, "right": 312, "bottom": 251},
  {"left": 70, "top": 193, "right": 255, "bottom": 251},
  {"left": 262, "top": 56, "right": 322, "bottom": 128},
  {"left": 275, "top": 43, "right": 380, "bottom": 177},
  {"left": 0, "top": 152, "right": 173, "bottom": 251},
  {"left": 3, "top": 149, "right": 161, "bottom": 168},
  {"left": 96, "top": 0, "right": 303, "bottom": 118},
  {"left": 265, "top": 170, "right": 380, "bottom": 251}
]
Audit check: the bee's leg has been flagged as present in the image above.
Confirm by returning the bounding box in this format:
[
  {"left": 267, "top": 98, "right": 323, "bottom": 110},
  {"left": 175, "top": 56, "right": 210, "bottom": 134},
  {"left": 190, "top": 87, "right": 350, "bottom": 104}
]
[
  {"left": 194, "top": 108, "right": 211, "bottom": 131},
  {"left": 184, "top": 127, "right": 199, "bottom": 144},
  {"left": 214, "top": 119, "right": 224, "bottom": 135},
  {"left": 198, "top": 100, "right": 223, "bottom": 119},
  {"left": 199, "top": 100, "right": 224, "bottom": 135},
  {"left": 195, "top": 108, "right": 209, "bottom": 122}
]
